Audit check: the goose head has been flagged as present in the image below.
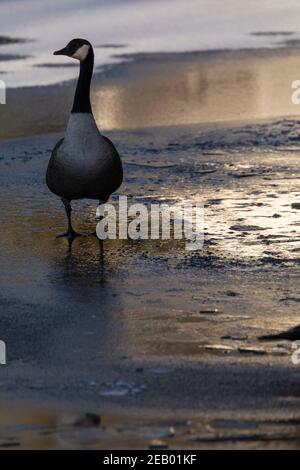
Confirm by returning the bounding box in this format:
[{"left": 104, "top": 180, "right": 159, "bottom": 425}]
[{"left": 54, "top": 38, "right": 92, "bottom": 61}]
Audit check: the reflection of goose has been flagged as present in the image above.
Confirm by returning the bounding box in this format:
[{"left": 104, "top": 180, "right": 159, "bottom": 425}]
[
  {"left": 46, "top": 39, "right": 123, "bottom": 239},
  {"left": 259, "top": 324, "right": 300, "bottom": 341}
]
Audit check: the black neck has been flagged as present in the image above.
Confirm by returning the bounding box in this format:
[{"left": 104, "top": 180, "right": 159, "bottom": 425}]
[{"left": 71, "top": 48, "right": 94, "bottom": 114}]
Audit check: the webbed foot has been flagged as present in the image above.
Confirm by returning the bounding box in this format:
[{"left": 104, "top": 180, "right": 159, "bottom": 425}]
[{"left": 56, "top": 230, "right": 82, "bottom": 240}]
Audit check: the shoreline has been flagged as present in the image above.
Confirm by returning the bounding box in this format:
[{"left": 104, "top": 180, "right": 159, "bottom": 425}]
[{"left": 2, "top": 46, "right": 300, "bottom": 140}]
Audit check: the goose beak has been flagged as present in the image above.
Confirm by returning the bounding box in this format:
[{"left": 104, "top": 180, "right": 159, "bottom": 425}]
[{"left": 53, "top": 47, "right": 69, "bottom": 56}]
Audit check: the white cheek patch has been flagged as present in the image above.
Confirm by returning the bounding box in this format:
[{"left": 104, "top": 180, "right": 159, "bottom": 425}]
[{"left": 72, "top": 44, "right": 90, "bottom": 61}]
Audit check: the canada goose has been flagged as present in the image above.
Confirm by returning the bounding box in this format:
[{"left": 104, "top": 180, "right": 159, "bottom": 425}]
[{"left": 46, "top": 38, "right": 123, "bottom": 239}]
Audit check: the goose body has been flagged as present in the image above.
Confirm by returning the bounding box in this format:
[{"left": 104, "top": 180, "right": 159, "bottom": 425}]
[
  {"left": 47, "top": 114, "right": 122, "bottom": 202},
  {"left": 46, "top": 38, "right": 122, "bottom": 238}
]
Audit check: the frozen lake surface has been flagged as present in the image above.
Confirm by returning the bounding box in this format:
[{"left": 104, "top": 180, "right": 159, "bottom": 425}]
[{"left": 1, "top": 0, "right": 300, "bottom": 86}]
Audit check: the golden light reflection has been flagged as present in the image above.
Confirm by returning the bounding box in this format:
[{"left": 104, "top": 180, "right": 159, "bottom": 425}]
[
  {"left": 3, "top": 48, "right": 300, "bottom": 140},
  {"left": 91, "top": 49, "right": 300, "bottom": 131}
]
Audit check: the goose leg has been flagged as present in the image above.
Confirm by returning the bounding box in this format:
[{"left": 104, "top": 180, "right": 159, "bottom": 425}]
[
  {"left": 89, "top": 200, "right": 104, "bottom": 237},
  {"left": 56, "top": 198, "right": 81, "bottom": 239},
  {"left": 98, "top": 205, "right": 104, "bottom": 253}
]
